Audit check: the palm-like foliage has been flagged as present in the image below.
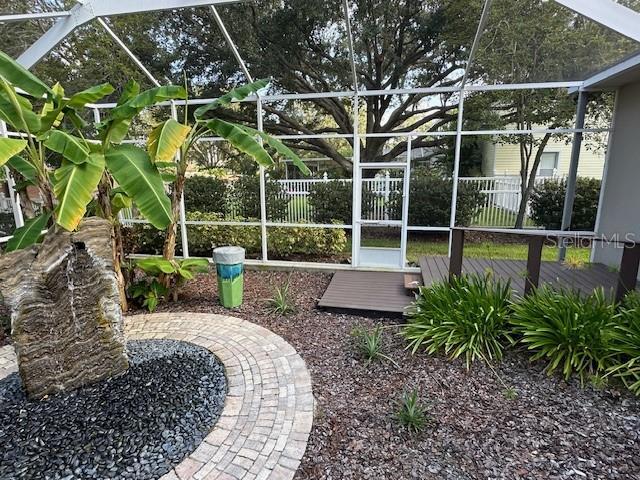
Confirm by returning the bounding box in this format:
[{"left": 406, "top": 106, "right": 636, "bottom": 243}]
[
  {"left": 510, "top": 287, "right": 616, "bottom": 382},
  {"left": 607, "top": 293, "right": 640, "bottom": 394},
  {"left": 403, "top": 274, "right": 513, "bottom": 367}
]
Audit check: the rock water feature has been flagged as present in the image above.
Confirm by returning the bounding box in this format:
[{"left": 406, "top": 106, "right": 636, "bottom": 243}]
[{"left": 0, "top": 217, "right": 129, "bottom": 399}]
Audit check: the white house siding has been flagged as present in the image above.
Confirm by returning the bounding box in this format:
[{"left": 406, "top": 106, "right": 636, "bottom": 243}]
[{"left": 483, "top": 139, "right": 606, "bottom": 179}]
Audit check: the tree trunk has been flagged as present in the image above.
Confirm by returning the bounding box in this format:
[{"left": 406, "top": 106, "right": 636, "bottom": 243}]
[
  {"left": 514, "top": 133, "right": 553, "bottom": 228},
  {"left": 0, "top": 217, "right": 129, "bottom": 399}
]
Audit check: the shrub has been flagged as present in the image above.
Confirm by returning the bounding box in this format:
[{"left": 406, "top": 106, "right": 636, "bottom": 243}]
[
  {"left": 529, "top": 177, "right": 601, "bottom": 230},
  {"left": 308, "top": 180, "right": 375, "bottom": 223},
  {"left": 230, "top": 176, "right": 289, "bottom": 221},
  {"left": 389, "top": 168, "right": 485, "bottom": 226},
  {"left": 121, "top": 223, "right": 182, "bottom": 256},
  {"left": 122, "top": 212, "right": 347, "bottom": 258},
  {"left": 607, "top": 293, "right": 640, "bottom": 394},
  {"left": 183, "top": 175, "right": 228, "bottom": 214},
  {"left": 510, "top": 287, "right": 616, "bottom": 382},
  {"left": 186, "top": 212, "right": 261, "bottom": 256},
  {"left": 403, "top": 274, "right": 513, "bottom": 367},
  {"left": 395, "top": 389, "right": 429, "bottom": 434},
  {"left": 268, "top": 224, "right": 347, "bottom": 258},
  {"left": 185, "top": 211, "right": 347, "bottom": 258}
]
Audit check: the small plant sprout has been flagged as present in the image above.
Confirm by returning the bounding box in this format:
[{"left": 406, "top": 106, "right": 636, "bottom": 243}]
[
  {"left": 589, "top": 373, "right": 608, "bottom": 391},
  {"left": 266, "top": 277, "right": 295, "bottom": 316},
  {"left": 503, "top": 386, "right": 518, "bottom": 400},
  {"left": 395, "top": 388, "right": 429, "bottom": 433},
  {"left": 352, "top": 324, "right": 398, "bottom": 367}
]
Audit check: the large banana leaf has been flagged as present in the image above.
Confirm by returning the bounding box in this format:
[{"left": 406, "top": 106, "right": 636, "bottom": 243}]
[
  {"left": 194, "top": 79, "right": 268, "bottom": 119},
  {"left": 4, "top": 212, "right": 51, "bottom": 252},
  {"left": 7, "top": 155, "right": 36, "bottom": 182},
  {"left": 44, "top": 130, "right": 90, "bottom": 164},
  {"left": 116, "top": 79, "right": 140, "bottom": 106},
  {"left": 205, "top": 118, "right": 274, "bottom": 167},
  {"left": 0, "top": 138, "right": 27, "bottom": 167},
  {"left": 101, "top": 85, "right": 187, "bottom": 145},
  {"left": 147, "top": 119, "right": 191, "bottom": 162},
  {"left": 67, "top": 83, "right": 114, "bottom": 109},
  {"left": 0, "top": 50, "right": 52, "bottom": 98},
  {"left": 135, "top": 258, "right": 177, "bottom": 275},
  {"left": 108, "top": 85, "right": 187, "bottom": 121},
  {"left": 53, "top": 154, "right": 105, "bottom": 231},
  {"left": 0, "top": 82, "right": 41, "bottom": 133},
  {"left": 239, "top": 125, "right": 311, "bottom": 175},
  {"left": 105, "top": 144, "right": 173, "bottom": 229},
  {"left": 39, "top": 83, "right": 66, "bottom": 132}
]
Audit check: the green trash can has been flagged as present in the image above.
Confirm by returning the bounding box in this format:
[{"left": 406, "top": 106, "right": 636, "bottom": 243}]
[{"left": 213, "top": 246, "right": 245, "bottom": 308}]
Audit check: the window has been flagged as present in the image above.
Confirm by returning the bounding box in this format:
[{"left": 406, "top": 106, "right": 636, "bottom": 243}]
[{"left": 538, "top": 152, "right": 559, "bottom": 177}]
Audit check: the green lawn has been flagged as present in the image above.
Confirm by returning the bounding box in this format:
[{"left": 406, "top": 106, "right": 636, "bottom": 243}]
[
  {"left": 472, "top": 206, "right": 536, "bottom": 228},
  {"left": 352, "top": 237, "right": 590, "bottom": 265}
]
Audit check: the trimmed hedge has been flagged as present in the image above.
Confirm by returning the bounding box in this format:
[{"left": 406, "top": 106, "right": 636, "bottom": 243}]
[
  {"left": 529, "top": 177, "right": 601, "bottom": 230},
  {"left": 122, "top": 211, "right": 346, "bottom": 259},
  {"left": 186, "top": 211, "right": 346, "bottom": 258},
  {"left": 183, "top": 175, "right": 289, "bottom": 221},
  {"left": 389, "top": 169, "right": 485, "bottom": 226}
]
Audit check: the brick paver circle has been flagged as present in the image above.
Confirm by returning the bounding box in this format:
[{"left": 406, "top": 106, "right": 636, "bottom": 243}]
[{"left": 0, "top": 313, "right": 314, "bottom": 480}]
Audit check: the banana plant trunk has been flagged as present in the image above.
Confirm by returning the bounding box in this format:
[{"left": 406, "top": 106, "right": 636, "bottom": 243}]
[
  {"left": 162, "top": 173, "right": 186, "bottom": 263},
  {"left": 97, "top": 175, "right": 128, "bottom": 311},
  {"left": 0, "top": 217, "right": 129, "bottom": 399}
]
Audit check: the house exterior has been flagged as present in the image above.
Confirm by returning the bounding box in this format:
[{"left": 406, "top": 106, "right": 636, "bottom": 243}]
[{"left": 481, "top": 139, "right": 606, "bottom": 179}]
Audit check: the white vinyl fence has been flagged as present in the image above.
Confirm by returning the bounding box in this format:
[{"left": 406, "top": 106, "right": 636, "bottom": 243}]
[
  {"left": 121, "top": 174, "right": 559, "bottom": 228},
  {"left": 275, "top": 174, "right": 554, "bottom": 226}
]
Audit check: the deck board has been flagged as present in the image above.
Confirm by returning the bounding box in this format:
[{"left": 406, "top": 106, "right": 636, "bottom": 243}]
[
  {"left": 317, "top": 271, "right": 413, "bottom": 314},
  {"left": 420, "top": 256, "right": 626, "bottom": 296},
  {"left": 318, "top": 257, "right": 633, "bottom": 316}
]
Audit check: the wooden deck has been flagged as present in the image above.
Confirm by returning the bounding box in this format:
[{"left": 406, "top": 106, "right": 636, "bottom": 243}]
[
  {"left": 317, "top": 271, "right": 413, "bottom": 314},
  {"left": 419, "top": 256, "right": 624, "bottom": 296},
  {"left": 317, "top": 256, "right": 631, "bottom": 315}
]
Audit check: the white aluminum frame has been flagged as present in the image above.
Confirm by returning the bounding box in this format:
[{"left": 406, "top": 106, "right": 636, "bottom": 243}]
[{"left": 1, "top": 0, "right": 637, "bottom": 271}]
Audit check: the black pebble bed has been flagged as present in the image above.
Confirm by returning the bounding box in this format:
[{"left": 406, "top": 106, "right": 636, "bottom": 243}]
[{"left": 0, "top": 340, "right": 227, "bottom": 480}]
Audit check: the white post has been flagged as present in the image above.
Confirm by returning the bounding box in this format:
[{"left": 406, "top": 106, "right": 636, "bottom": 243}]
[
  {"left": 170, "top": 102, "right": 189, "bottom": 258},
  {"left": 350, "top": 95, "right": 361, "bottom": 267},
  {"left": 399, "top": 137, "right": 412, "bottom": 268},
  {"left": 323, "top": 171, "right": 328, "bottom": 182},
  {"left": 448, "top": 92, "right": 465, "bottom": 257},
  {"left": 384, "top": 170, "right": 391, "bottom": 221},
  {"left": 0, "top": 121, "right": 24, "bottom": 228},
  {"left": 257, "top": 99, "right": 268, "bottom": 262}
]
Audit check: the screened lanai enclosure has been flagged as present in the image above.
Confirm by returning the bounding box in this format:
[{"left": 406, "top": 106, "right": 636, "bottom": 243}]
[{"left": 1, "top": 0, "right": 640, "bottom": 277}]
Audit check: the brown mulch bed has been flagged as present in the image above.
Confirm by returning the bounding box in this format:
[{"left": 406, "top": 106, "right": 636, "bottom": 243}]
[{"left": 138, "top": 270, "right": 640, "bottom": 480}]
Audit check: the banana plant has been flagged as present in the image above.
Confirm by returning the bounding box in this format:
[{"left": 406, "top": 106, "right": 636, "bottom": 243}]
[
  {"left": 131, "top": 257, "right": 209, "bottom": 307},
  {"left": 149, "top": 78, "right": 311, "bottom": 263},
  {"left": 0, "top": 50, "right": 185, "bottom": 249},
  {"left": 0, "top": 50, "right": 189, "bottom": 310}
]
